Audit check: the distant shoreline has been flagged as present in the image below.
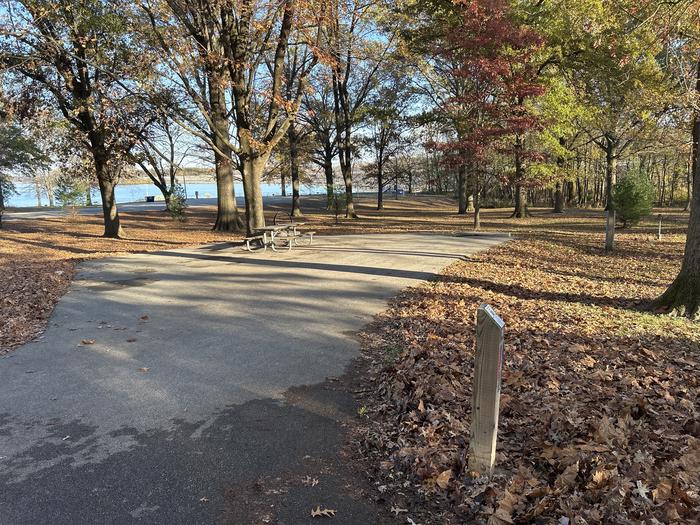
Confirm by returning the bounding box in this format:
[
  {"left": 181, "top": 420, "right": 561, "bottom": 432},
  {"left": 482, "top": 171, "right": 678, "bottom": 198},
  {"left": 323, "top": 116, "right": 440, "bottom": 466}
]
[{"left": 120, "top": 177, "right": 215, "bottom": 186}]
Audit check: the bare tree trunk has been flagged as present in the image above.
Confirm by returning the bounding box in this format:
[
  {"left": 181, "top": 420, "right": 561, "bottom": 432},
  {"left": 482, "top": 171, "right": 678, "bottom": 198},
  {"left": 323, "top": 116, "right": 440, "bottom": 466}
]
[
  {"left": 34, "top": 179, "right": 42, "bottom": 207},
  {"left": 554, "top": 139, "right": 566, "bottom": 213},
  {"left": 324, "top": 155, "right": 334, "bottom": 209},
  {"left": 163, "top": 191, "right": 172, "bottom": 211},
  {"left": 291, "top": 171, "right": 301, "bottom": 217},
  {"left": 212, "top": 151, "right": 242, "bottom": 232},
  {"left": 512, "top": 135, "right": 527, "bottom": 219},
  {"left": 473, "top": 168, "right": 481, "bottom": 230},
  {"left": 241, "top": 154, "right": 268, "bottom": 235},
  {"left": 210, "top": 79, "right": 243, "bottom": 233},
  {"left": 332, "top": 67, "right": 357, "bottom": 219},
  {"left": 654, "top": 58, "right": 700, "bottom": 319},
  {"left": 341, "top": 162, "right": 356, "bottom": 218},
  {"left": 457, "top": 164, "right": 467, "bottom": 214},
  {"left": 567, "top": 180, "right": 575, "bottom": 206},
  {"left": 514, "top": 183, "right": 527, "bottom": 218},
  {"left": 287, "top": 124, "right": 303, "bottom": 217},
  {"left": 659, "top": 156, "right": 667, "bottom": 206},
  {"left": 686, "top": 157, "right": 692, "bottom": 212},
  {"left": 281, "top": 170, "right": 287, "bottom": 197},
  {"left": 554, "top": 181, "right": 565, "bottom": 213},
  {"left": 94, "top": 155, "right": 124, "bottom": 238},
  {"left": 47, "top": 181, "right": 55, "bottom": 207},
  {"left": 604, "top": 138, "right": 618, "bottom": 211},
  {"left": 377, "top": 170, "right": 384, "bottom": 210},
  {"left": 513, "top": 138, "right": 527, "bottom": 218}
]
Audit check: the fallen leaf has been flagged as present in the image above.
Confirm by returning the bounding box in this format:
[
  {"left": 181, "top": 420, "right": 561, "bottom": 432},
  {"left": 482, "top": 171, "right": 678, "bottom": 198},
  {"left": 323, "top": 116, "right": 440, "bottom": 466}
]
[
  {"left": 488, "top": 490, "right": 517, "bottom": 525},
  {"left": 310, "top": 506, "right": 336, "bottom": 518},
  {"left": 391, "top": 505, "right": 408, "bottom": 515},
  {"left": 633, "top": 480, "right": 651, "bottom": 501},
  {"left": 80, "top": 339, "right": 95, "bottom": 345},
  {"left": 586, "top": 467, "right": 617, "bottom": 489},
  {"left": 555, "top": 461, "right": 579, "bottom": 490},
  {"left": 652, "top": 478, "right": 673, "bottom": 503},
  {"left": 302, "top": 476, "right": 319, "bottom": 487},
  {"left": 435, "top": 469, "right": 452, "bottom": 489},
  {"left": 137, "top": 367, "right": 150, "bottom": 373}
]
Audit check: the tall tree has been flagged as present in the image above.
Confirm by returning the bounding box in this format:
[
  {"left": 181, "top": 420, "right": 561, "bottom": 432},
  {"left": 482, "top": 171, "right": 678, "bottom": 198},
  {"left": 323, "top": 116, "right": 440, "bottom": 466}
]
[
  {"left": 285, "top": 44, "right": 317, "bottom": 218},
  {"left": 133, "top": 115, "right": 191, "bottom": 213},
  {"left": 406, "top": 0, "right": 544, "bottom": 220},
  {"left": 362, "top": 66, "right": 413, "bottom": 210},
  {"left": 655, "top": 57, "right": 699, "bottom": 318},
  {"left": 498, "top": 25, "right": 546, "bottom": 219},
  {"left": 140, "top": 0, "right": 245, "bottom": 231},
  {"left": 558, "top": 1, "right": 674, "bottom": 209},
  {"left": 1, "top": 0, "right": 155, "bottom": 237},
  {"left": 302, "top": 78, "right": 338, "bottom": 209},
  {"left": 158, "top": 0, "right": 321, "bottom": 234},
  {"left": 327, "top": 0, "right": 392, "bottom": 218},
  {"left": 651, "top": 0, "right": 700, "bottom": 318}
]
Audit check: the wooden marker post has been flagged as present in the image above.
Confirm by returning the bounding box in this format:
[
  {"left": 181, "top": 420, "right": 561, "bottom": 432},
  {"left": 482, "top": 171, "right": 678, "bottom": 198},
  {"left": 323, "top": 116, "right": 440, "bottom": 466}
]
[
  {"left": 468, "top": 304, "right": 505, "bottom": 476},
  {"left": 605, "top": 210, "right": 616, "bottom": 252}
]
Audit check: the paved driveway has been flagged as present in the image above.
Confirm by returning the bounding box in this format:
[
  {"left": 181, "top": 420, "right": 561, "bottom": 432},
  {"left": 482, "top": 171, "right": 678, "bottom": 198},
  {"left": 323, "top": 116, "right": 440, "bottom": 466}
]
[{"left": 0, "top": 233, "right": 506, "bottom": 524}]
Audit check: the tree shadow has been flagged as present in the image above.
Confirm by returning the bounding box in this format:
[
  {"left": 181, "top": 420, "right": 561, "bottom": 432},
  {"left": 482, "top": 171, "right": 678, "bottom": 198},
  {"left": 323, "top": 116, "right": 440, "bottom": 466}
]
[
  {"left": 0, "top": 366, "right": 386, "bottom": 525},
  {"left": 440, "top": 274, "right": 643, "bottom": 310}
]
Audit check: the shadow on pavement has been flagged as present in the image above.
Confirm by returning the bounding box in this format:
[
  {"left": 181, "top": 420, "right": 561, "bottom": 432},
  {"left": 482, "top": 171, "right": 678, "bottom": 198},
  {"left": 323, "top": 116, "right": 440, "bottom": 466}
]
[{"left": 0, "top": 361, "right": 388, "bottom": 525}]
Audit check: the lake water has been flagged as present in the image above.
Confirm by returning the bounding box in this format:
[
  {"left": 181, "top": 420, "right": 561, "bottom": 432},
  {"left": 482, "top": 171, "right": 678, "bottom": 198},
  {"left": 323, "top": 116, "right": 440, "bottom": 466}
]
[{"left": 6, "top": 181, "right": 326, "bottom": 208}]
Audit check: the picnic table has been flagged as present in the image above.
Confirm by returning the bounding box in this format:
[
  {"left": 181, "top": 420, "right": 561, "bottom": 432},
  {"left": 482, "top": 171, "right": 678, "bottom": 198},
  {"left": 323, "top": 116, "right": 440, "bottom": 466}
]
[{"left": 244, "top": 222, "right": 315, "bottom": 252}]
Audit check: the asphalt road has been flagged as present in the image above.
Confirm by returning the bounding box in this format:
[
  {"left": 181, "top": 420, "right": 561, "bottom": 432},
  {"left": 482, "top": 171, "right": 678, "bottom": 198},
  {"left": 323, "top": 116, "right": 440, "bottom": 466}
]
[{"left": 0, "top": 233, "right": 506, "bottom": 524}]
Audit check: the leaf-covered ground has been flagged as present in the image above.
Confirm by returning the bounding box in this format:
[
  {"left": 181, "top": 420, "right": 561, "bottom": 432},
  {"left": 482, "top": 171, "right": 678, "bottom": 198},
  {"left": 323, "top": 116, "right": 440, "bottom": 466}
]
[{"left": 358, "top": 213, "right": 700, "bottom": 524}]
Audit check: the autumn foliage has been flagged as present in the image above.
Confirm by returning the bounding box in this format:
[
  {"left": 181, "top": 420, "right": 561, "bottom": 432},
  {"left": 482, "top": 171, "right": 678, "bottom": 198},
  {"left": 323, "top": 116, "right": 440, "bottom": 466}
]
[{"left": 428, "top": 0, "right": 545, "bottom": 164}]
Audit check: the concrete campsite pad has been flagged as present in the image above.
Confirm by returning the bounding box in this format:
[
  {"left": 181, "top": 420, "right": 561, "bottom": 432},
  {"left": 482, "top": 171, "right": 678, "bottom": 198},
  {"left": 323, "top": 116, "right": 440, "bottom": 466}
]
[{"left": 0, "top": 233, "right": 507, "bottom": 524}]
